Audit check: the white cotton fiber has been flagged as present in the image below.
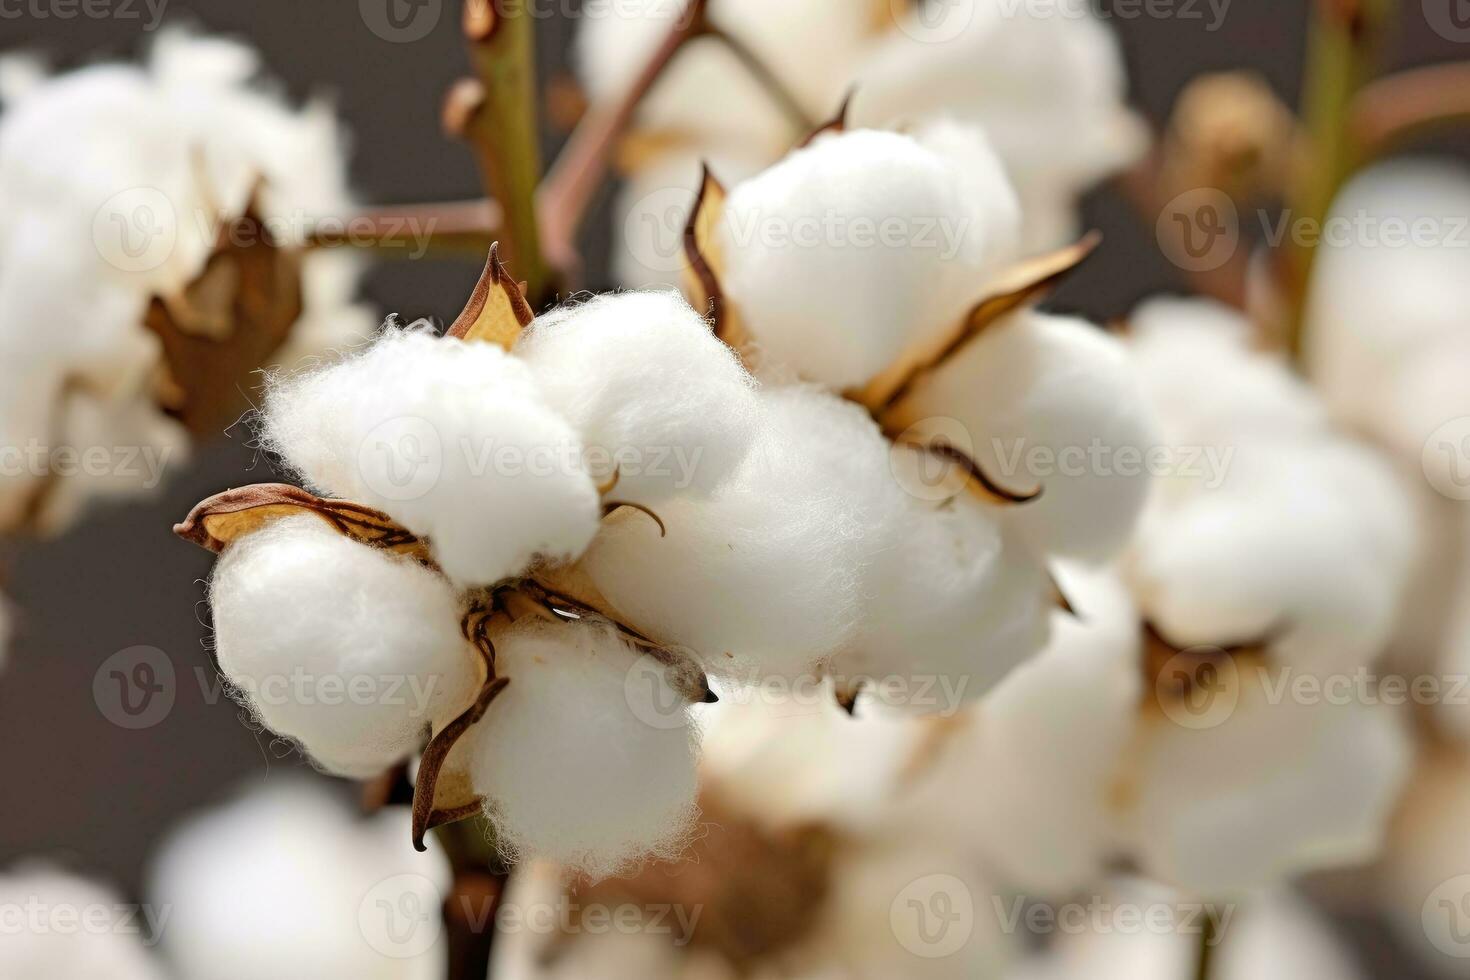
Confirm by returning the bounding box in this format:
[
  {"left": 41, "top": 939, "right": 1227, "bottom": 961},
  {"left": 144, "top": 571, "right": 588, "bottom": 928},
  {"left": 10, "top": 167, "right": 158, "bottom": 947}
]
[
  {"left": 579, "top": 385, "right": 884, "bottom": 678},
  {"left": 905, "top": 563, "right": 1141, "bottom": 895},
  {"left": 148, "top": 778, "right": 449, "bottom": 980},
  {"left": 466, "top": 616, "right": 699, "bottom": 880},
  {"left": 209, "top": 516, "right": 480, "bottom": 778},
  {"left": 836, "top": 490, "right": 1052, "bottom": 710},
  {"left": 897, "top": 310, "right": 1159, "bottom": 561},
  {"left": 1125, "top": 665, "right": 1412, "bottom": 897},
  {"left": 719, "top": 127, "right": 1021, "bottom": 389},
  {"left": 262, "top": 327, "right": 602, "bottom": 587},
  {"left": 0, "top": 868, "right": 165, "bottom": 980},
  {"left": 515, "top": 290, "right": 759, "bottom": 503}
]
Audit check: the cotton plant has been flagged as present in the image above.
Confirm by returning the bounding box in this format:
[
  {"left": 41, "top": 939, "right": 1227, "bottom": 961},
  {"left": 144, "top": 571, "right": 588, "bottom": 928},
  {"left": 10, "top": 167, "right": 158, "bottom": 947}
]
[
  {"left": 0, "top": 866, "right": 166, "bottom": 980},
  {"left": 0, "top": 29, "right": 375, "bottom": 538},
  {"left": 492, "top": 691, "right": 1017, "bottom": 980},
  {"left": 147, "top": 778, "right": 450, "bottom": 980},
  {"left": 575, "top": 0, "right": 1145, "bottom": 287},
  {"left": 898, "top": 301, "right": 1416, "bottom": 900}
]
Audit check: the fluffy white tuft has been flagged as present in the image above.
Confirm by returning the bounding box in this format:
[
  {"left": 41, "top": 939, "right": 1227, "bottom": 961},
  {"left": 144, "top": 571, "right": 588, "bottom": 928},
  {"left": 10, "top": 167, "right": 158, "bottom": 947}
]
[
  {"left": 208, "top": 515, "right": 479, "bottom": 778},
  {"left": 718, "top": 126, "right": 1021, "bottom": 389},
  {"left": 148, "top": 778, "right": 449, "bottom": 980},
  {"left": 262, "top": 327, "right": 602, "bottom": 587},
  {"left": 580, "top": 386, "right": 880, "bottom": 678},
  {"left": 0, "top": 868, "right": 164, "bottom": 979},
  {"left": 466, "top": 616, "right": 699, "bottom": 880},
  {"left": 899, "top": 310, "right": 1160, "bottom": 561},
  {"left": 515, "top": 290, "right": 759, "bottom": 503}
]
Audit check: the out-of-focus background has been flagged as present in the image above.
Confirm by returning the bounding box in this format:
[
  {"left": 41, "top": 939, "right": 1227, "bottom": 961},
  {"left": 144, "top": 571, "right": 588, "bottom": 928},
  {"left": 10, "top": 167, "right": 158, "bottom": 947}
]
[{"left": 0, "top": 2, "right": 1465, "bottom": 976}]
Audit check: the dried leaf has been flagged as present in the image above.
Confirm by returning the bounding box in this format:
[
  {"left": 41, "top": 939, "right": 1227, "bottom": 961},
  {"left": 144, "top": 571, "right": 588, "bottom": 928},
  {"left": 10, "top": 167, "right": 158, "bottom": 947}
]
[
  {"left": 143, "top": 203, "right": 304, "bottom": 437},
  {"left": 796, "top": 89, "right": 854, "bottom": 149},
  {"left": 682, "top": 166, "right": 750, "bottom": 353},
  {"left": 890, "top": 431, "right": 1042, "bottom": 506},
  {"left": 446, "top": 243, "right": 535, "bottom": 348},
  {"left": 173, "top": 483, "right": 430, "bottom": 560},
  {"left": 854, "top": 233, "right": 1103, "bottom": 416},
  {"left": 412, "top": 664, "right": 509, "bottom": 849}
]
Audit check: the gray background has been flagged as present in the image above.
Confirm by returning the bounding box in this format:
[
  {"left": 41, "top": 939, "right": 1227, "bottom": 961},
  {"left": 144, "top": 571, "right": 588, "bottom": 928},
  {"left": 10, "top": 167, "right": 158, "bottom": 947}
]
[{"left": 0, "top": 2, "right": 1464, "bottom": 975}]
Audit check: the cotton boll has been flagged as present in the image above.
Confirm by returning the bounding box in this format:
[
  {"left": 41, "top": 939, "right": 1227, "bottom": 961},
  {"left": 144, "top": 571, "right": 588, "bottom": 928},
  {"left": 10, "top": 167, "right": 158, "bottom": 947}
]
[
  {"left": 1011, "top": 880, "right": 1363, "bottom": 980},
  {"left": 515, "top": 291, "right": 759, "bottom": 503},
  {"left": 466, "top": 616, "right": 699, "bottom": 880},
  {"left": 0, "top": 868, "right": 165, "bottom": 979},
  {"left": 906, "top": 564, "right": 1141, "bottom": 896},
  {"left": 580, "top": 386, "right": 879, "bottom": 677},
  {"left": 263, "top": 328, "right": 602, "bottom": 586},
  {"left": 1129, "top": 297, "right": 1328, "bottom": 447},
  {"left": 897, "top": 310, "right": 1159, "bottom": 560},
  {"left": 853, "top": 0, "right": 1146, "bottom": 252},
  {"left": 209, "top": 515, "right": 479, "bottom": 778},
  {"left": 837, "top": 492, "right": 1051, "bottom": 711},
  {"left": 718, "top": 127, "right": 1021, "bottom": 389},
  {"left": 1305, "top": 160, "right": 1470, "bottom": 469},
  {"left": 1123, "top": 666, "right": 1412, "bottom": 897},
  {"left": 148, "top": 778, "right": 449, "bottom": 980},
  {"left": 1131, "top": 438, "right": 1416, "bottom": 675}
]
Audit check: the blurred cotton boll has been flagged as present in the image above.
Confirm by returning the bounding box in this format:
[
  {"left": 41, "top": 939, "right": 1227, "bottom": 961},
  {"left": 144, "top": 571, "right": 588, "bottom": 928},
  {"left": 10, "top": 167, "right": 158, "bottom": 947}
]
[
  {"left": 208, "top": 515, "right": 480, "bottom": 779},
  {"left": 1305, "top": 160, "right": 1470, "bottom": 481},
  {"left": 1127, "top": 297, "right": 1418, "bottom": 675},
  {"left": 853, "top": 0, "right": 1147, "bottom": 251},
  {"left": 515, "top": 290, "right": 760, "bottom": 503},
  {"left": 262, "top": 326, "right": 602, "bottom": 587},
  {"left": 718, "top": 126, "right": 1021, "bottom": 390},
  {"left": 902, "top": 563, "right": 1141, "bottom": 896},
  {"left": 893, "top": 309, "right": 1160, "bottom": 561},
  {"left": 148, "top": 779, "right": 450, "bottom": 980},
  {"left": 1009, "top": 879, "right": 1363, "bottom": 980},
  {"left": 0, "top": 29, "right": 373, "bottom": 534},
  {"left": 0, "top": 867, "right": 165, "bottom": 979},
  {"left": 466, "top": 616, "right": 700, "bottom": 881}
]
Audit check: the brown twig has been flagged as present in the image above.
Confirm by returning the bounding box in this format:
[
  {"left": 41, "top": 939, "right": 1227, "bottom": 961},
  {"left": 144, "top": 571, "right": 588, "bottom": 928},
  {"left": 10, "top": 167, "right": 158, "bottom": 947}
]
[
  {"left": 304, "top": 199, "right": 502, "bottom": 257},
  {"left": 701, "top": 25, "right": 817, "bottom": 134},
  {"left": 538, "top": 0, "right": 715, "bottom": 282},
  {"left": 1350, "top": 61, "right": 1470, "bottom": 155},
  {"left": 435, "top": 816, "right": 509, "bottom": 980}
]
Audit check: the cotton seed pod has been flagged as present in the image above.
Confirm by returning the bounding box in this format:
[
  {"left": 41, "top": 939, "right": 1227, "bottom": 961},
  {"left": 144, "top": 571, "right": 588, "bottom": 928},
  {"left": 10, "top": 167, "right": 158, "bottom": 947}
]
[
  {"left": 1121, "top": 664, "right": 1412, "bottom": 898},
  {"left": 0, "top": 868, "right": 165, "bottom": 980},
  {"left": 903, "top": 563, "right": 1141, "bottom": 896},
  {"left": 836, "top": 487, "right": 1052, "bottom": 712},
  {"left": 889, "top": 310, "right": 1159, "bottom": 561},
  {"left": 466, "top": 616, "right": 699, "bottom": 881},
  {"left": 1305, "top": 159, "right": 1470, "bottom": 483},
  {"left": 262, "top": 327, "right": 602, "bottom": 587},
  {"left": 579, "top": 385, "right": 879, "bottom": 678},
  {"left": 148, "top": 778, "right": 449, "bottom": 980},
  {"left": 208, "top": 515, "right": 480, "bottom": 778},
  {"left": 853, "top": 0, "right": 1147, "bottom": 252},
  {"left": 515, "top": 290, "right": 759, "bottom": 504},
  {"left": 717, "top": 125, "right": 1021, "bottom": 389}
]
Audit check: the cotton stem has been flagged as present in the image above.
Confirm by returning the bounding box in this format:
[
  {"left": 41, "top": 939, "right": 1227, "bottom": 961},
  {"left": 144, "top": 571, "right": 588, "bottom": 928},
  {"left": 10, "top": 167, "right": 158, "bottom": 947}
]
[{"left": 434, "top": 814, "right": 509, "bottom": 980}]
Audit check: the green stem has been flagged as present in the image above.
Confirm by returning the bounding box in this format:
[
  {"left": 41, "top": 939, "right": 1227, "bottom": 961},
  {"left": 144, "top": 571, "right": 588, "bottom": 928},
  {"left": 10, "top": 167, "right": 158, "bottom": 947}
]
[
  {"left": 451, "top": 0, "right": 555, "bottom": 307},
  {"left": 1282, "top": 0, "right": 1396, "bottom": 361},
  {"left": 304, "top": 200, "right": 502, "bottom": 258}
]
